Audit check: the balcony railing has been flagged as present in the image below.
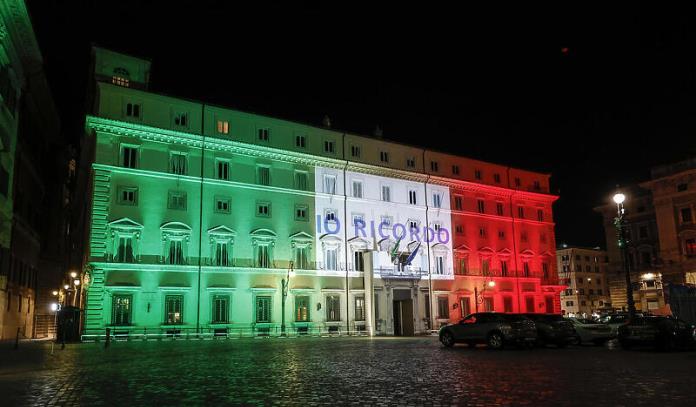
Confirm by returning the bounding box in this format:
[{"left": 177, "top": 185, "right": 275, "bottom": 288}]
[{"left": 377, "top": 266, "right": 428, "bottom": 279}]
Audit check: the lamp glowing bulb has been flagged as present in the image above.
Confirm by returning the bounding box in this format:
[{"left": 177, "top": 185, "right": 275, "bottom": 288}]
[
  {"left": 64, "top": 284, "right": 70, "bottom": 290},
  {"left": 613, "top": 193, "right": 625, "bottom": 205},
  {"left": 73, "top": 279, "right": 80, "bottom": 286},
  {"left": 50, "top": 303, "right": 58, "bottom": 312},
  {"left": 487, "top": 281, "right": 496, "bottom": 288},
  {"left": 70, "top": 271, "right": 77, "bottom": 278},
  {"left": 52, "top": 290, "right": 58, "bottom": 296}
]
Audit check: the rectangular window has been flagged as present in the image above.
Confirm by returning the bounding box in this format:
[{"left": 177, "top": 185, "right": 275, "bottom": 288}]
[
  {"left": 116, "top": 236, "right": 135, "bottom": 263},
  {"left": 325, "top": 210, "right": 336, "bottom": 222},
  {"left": 325, "top": 248, "right": 338, "bottom": 270},
  {"left": 433, "top": 193, "right": 442, "bottom": 208},
  {"left": 437, "top": 297, "right": 449, "bottom": 319},
  {"left": 351, "top": 145, "right": 361, "bottom": 158},
  {"left": 112, "top": 294, "right": 132, "bottom": 325},
  {"left": 518, "top": 206, "right": 524, "bottom": 219},
  {"left": 295, "top": 135, "right": 306, "bottom": 148},
  {"left": 406, "top": 157, "right": 416, "bottom": 168},
  {"left": 503, "top": 297, "right": 513, "bottom": 312},
  {"left": 112, "top": 76, "right": 129, "bottom": 87},
  {"left": 295, "top": 171, "right": 308, "bottom": 191},
  {"left": 537, "top": 209, "right": 544, "bottom": 222},
  {"left": 455, "top": 225, "right": 464, "bottom": 234},
  {"left": 121, "top": 146, "right": 138, "bottom": 168},
  {"left": 258, "top": 166, "right": 270, "bottom": 186},
  {"left": 256, "top": 296, "right": 271, "bottom": 323},
  {"left": 482, "top": 259, "right": 490, "bottom": 276},
  {"left": 496, "top": 202, "right": 504, "bottom": 216},
  {"left": 494, "top": 173, "right": 501, "bottom": 183},
  {"left": 216, "top": 160, "right": 230, "bottom": 180},
  {"left": 256, "top": 202, "right": 271, "bottom": 217},
  {"left": 408, "top": 190, "right": 417, "bottom": 205},
  {"left": 515, "top": 177, "right": 521, "bottom": 187},
  {"left": 295, "top": 205, "right": 308, "bottom": 221},
  {"left": 454, "top": 196, "right": 463, "bottom": 210},
  {"left": 542, "top": 263, "right": 549, "bottom": 279},
  {"left": 501, "top": 260, "right": 509, "bottom": 276},
  {"left": 352, "top": 181, "right": 363, "bottom": 198},
  {"left": 174, "top": 112, "right": 188, "bottom": 127},
  {"left": 533, "top": 180, "right": 541, "bottom": 191},
  {"left": 117, "top": 187, "right": 137, "bottom": 206},
  {"left": 354, "top": 296, "right": 365, "bottom": 321},
  {"left": 169, "top": 152, "right": 187, "bottom": 175},
  {"left": 456, "top": 257, "right": 468, "bottom": 274},
  {"left": 326, "top": 295, "right": 341, "bottom": 321},
  {"left": 324, "top": 140, "right": 335, "bottom": 154},
  {"left": 256, "top": 245, "right": 271, "bottom": 268},
  {"left": 168, "top": 191, "right": 187, "bottom": 210},
  {"left": 212, "top": 295, "right": 229, "bottom": 323},
  {"left": 164, "top": 295, "right": 183, "bottom": 324},
  {"left": 125, "top": 102, "right": 141, "bottom": 118},
  {"left": 686, "top": 238, "right": 696, "bottom": 256},
  {"left": 295, "top": 296, "right": 310, "bottom": 322},
  {"left": 460, "top": 297, "right": 471, "bottom": 317},
  {"left": 258, "top": 128, "right": 270, "bottom": 142},
  {"left": 483, "top": 297, "right": 494, "bottom": 312},
  {"left": 380, "top": 151, "right": 389, "bottom": 163},
  {"left": 215, "top": 197, "right": 231, "bottom": 214},
  {"left": 498, "top": 230, "right": 505, "bottom": 239},
  {"left": 295, "top": 247, "right": 309, "bottom": 269},
  {"left": 214, "top": 241, "right": 229, "bottom": 266},
  {"left": 324, "top": 175, "right": 336, "bottom": 194},
  {"left": 217, "top": 120, "right": 229, "bottom": 134},
  {"left": 681, "top": 208, "right": 693, "bottom": 223},
  {"left": 452, "top": 165, "right": 459, "bottom": 175},
  {"left": 475, "top": 169, "right": 482, "bottom": 180},
  {"left": 353, "top": 250, "right": 364, "bottom": 271},
  {"left": 526, "top": 297, "right": 535, "bottom": 312},
  {"left": 168, "top": 240, "right": 185, "bottom": 265},
  {"left": 435, "top": 256, "right": 445, "bottom": 274},
  {"left": 430, "top": 161, "right": 439, "bottom": 172},
  {"left": 523, "top": 262, "right": 530, "bottom": 277},
  {"left": 479, "top": 227, "right": 486, "bottom": 238},
  {"left": 381, "top": 185, "right": 391, "bottom": 202},
  {"left": 477, "top": 199, "right": 485, "bottom": 214}
]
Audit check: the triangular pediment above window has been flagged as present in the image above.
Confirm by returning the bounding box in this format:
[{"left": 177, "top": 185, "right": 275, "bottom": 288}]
[
  {"left": 348, "top": 236, "right": 370, "bottom": 249},
  {"left": 250, "top": 228, "right": 277, "bottom": 238},
  {"left": 498, "top": 248, "right": 513, "bottom": 256},
  {"left": 108, "top": 217, "right": 144, "bottom": 230},
  {"left": 161, "top": 222, "right": 192, "bottom": 233},
  {"left": 520, "top": 249, "right": 536, "bottom": 258},
  {"left": 478, "top": 246, "right": 495, "bottom": 255},
  {"left": 539, "top": 250, "right": 553, "bottom": 258},
  {"left": 208, "top": 225, "right": 237, "bottom": 236},
  {"left": 431, "top": 243, "right": 448, "bottom": 254}
]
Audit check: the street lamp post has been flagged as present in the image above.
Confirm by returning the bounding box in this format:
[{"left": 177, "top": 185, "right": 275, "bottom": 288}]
[
  {"left": 281, "top": 261, "right": 294, "bottom": 337},
  {"left": 613, "top": 192, "right": 636, "bottom": 320},
  {"left": 474, "top": 280, "right": 496, "bottom": 313}
]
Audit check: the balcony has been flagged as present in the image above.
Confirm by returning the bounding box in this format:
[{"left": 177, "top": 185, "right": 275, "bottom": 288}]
[{"left": 377, "top": 265, "right": 428, "bottom": 280}]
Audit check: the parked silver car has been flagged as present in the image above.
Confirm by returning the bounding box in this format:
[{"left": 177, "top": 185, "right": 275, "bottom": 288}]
[
  {"left": 439, "top": 313, "right": 538, "bottom": 349},
  {"left": 568, "top": 318, "right": 615, "bottom": 345}
]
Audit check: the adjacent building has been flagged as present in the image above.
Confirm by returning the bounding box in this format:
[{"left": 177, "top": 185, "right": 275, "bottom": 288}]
[
  {"left": 0, "top": 0, "right": 62, "bottom": 340},
  {"left": 80, "top": 47, "right": 562, "bottom": 339},
  {"left": 594, "top": 157, "right": 696, "bottom": 314},
  {"left": 557, "top": 246, "right": 611, "bottom": 316}
]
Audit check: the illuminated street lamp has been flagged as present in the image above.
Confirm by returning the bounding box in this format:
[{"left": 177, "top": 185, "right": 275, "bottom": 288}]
[
  {"left": 613, "top": 191, "right": 636, "bottom": 319},
  {"left": 474, "top": 279, "right": 496, "bottom": 313},
  {"left": 70, "top": 271, "right": 77, "bottom": 279},
  {"left": 281, "top": 261, "right": 295, "bottom": 337}
]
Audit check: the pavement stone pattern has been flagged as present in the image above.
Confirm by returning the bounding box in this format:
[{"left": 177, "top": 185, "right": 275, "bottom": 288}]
[{"left": 1, "top": 337, "right": 695, "bottom": 406}]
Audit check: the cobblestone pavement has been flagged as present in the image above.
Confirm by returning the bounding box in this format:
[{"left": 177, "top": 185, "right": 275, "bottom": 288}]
[{"left": 1, "top": 336, "right": 696, "bottom": 406}]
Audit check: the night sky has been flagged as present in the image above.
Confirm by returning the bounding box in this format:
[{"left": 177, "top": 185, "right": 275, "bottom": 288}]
[{"left": 26, "top": 1, "right": 696, "bottom": 248}]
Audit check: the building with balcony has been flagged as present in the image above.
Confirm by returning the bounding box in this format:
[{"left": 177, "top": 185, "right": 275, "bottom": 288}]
[
  {"left": 557, "top": 246, "right": 611, "bottom": 316},
  {"left": 80, "top": 47, "right": 562, "bottom": 339}
]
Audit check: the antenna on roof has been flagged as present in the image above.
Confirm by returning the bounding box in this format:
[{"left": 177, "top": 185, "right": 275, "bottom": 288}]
[
  {"left": 322, "top": 115, "right": 331, "bottom": 128},
  {"left": 374, "top": 125, "right": 383, "bottom": 138}
]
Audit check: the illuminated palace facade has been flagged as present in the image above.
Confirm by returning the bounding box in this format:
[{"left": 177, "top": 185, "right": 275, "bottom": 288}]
[{"left": 81, "top": 47, "right": 562, "bottom": 338}]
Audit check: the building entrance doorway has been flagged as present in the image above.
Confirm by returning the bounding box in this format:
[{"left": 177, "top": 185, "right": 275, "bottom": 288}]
[{"left": 392, "top": 289, "right": 414, "bottom": 336}]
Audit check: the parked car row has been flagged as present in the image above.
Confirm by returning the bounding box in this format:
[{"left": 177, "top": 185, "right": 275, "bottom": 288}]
[{"left": 439, "top": 312, "right": 696, "bottom": 351}]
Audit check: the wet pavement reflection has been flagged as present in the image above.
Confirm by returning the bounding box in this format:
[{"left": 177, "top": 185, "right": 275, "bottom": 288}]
[{"left": 1, "top": 337, "right": 695, "bottom": 406}]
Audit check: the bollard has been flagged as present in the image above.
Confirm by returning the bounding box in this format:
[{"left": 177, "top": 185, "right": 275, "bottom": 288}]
[
  {"left": 13, "top": 327, "right": 20, "bottom": 350},
  {"left": 105, "top": 328, "right": 111, "bottom": 349}
]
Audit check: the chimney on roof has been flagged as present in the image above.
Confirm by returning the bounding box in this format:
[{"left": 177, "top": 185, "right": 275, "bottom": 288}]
[
  {"left": 373, "top": 125, "right": 383, "bottom": 138},
  {"left": 322, "top": 115, "right": 331, "bottom": 128}
]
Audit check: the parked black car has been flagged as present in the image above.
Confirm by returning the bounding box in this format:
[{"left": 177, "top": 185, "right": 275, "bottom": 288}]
[
  {"left": 522, "top": 314, "right": 577, "bottom": 347},
  {"left": 618, "top": 316, "right": 696, "bottom": 351},
  {"left": 439, "top": 313, "right": 537, "bottom": 349}
]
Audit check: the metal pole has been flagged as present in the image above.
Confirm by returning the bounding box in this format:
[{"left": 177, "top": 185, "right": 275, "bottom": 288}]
[{"left": 615, "top": 201, "right": 636, "bottom": 320}]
